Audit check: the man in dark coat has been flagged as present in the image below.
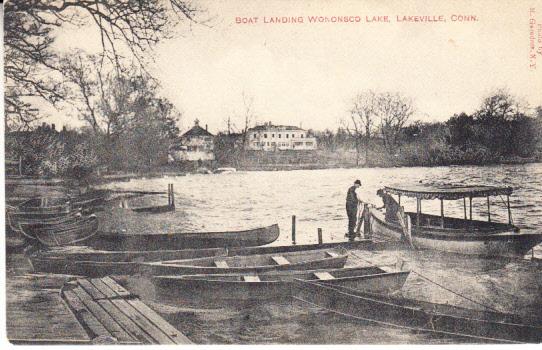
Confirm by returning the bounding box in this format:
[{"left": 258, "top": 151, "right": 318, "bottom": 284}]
[{"left": 345, "top": 180, "right": 362, "bottom": 239}]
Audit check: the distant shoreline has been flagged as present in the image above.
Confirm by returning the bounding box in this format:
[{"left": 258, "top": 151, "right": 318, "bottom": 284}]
[{"left": 6, "top": 158, "right": 541, "bottom": 187}]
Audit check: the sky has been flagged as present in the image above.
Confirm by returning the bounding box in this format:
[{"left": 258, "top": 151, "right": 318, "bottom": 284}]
[{"left": 44, "top": 0, "right": 542, "bottom": 133}]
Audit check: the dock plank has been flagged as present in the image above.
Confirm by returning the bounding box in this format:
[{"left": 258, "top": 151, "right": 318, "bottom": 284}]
[
  {"left": 89, "top": 278, "right": 118, "bottom": 299},
  {"left": 97, "top": 299, "right": 155, "bottom": 345},
  {"left": 127, "top": 299, "right": 192, "bottom": 344},
  {"left": 78, "top": 279, "right": 106, "bottom": 300},
  {"left": 110, "top": 298, "right": 175, "bottom": 345},
  {"left": 63, "top": 290, "right": 113, "bottom": 340},
  {"left": 72, "top": 287, "right": 138, "bottom": 344},
  {"left": 100, "top": 276, "right": 131, "bottom": 297}
]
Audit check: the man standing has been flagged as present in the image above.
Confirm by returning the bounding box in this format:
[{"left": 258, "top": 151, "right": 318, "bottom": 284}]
[{"left": 345, "top": 180, "right": 362, "bottom": 240}]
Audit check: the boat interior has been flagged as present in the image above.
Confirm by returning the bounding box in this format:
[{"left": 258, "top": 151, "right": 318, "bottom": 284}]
[
  {"left": 158, "top": 249, "right": 344, "bottom": 268},
  {"left": 170, "top": 266, "right": 387, "bottom": 282}
]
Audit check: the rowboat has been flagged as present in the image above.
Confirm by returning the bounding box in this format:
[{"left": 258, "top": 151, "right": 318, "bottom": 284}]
[
  {"left": 84, "top": 224, "right": 280, "bottom": 251},
  {"left": 15, "top": 197, "right": 71, "bottom": 214},
  {"left": 27, "top": 240, "right": 371, "bottom": 277},
  {"left": 142, "top": 249, "right": 348, "bottom": 275},
  {"left": 131, "top": 204, "right": 174, "bottom": 214},
  {"left": 293, "top": 280, "right": 542, "bottom": 343},
  {"left": 28, "top": 248, "right": 226, "bottom": 276},
  {"left": 6, "top": 208, "right": 83, "bottom": 234},
  {"left": 152, "top": 265, "right": 409, "bottom": 301},
  {"left": 371, "top": 185, "right": 542, "bottom": 258},
  {"left": 22, "top": 215, "right": 100, "bottom": 247}
]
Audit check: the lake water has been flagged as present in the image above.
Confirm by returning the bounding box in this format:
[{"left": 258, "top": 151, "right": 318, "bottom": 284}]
[{"left": 103, "top": 163, "right": 542, "bottom": 344}]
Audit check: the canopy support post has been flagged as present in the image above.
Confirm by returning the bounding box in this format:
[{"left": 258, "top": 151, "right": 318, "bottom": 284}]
[
  {"left": 469, "top": 196, "right": 472, "bottom": 221},
  {"left": 487, "top": 196, "right": 491, "bottom": 222},
  {"left": 507, "top": 195, "right": 511, "bottom": 225},
  {"left": 440, "top": 199, "right": 444, "bottom": 228},
  {"left": 463, "top": 197, "right": 467, "bottom": 219},
  {"left": 416, "top": 197, "right": 421, "bottom": 226}
]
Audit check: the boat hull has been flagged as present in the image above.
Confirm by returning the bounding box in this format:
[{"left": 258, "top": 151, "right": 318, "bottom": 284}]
[
  {"left": 153, "top": 267, "right": 409, "bottom": 301},
  {"left": 143, "top": 249, "right": 348, "bottom": 276},
  {"left": 83, "top": 224, "right": 280, "bottom": 250},
  {"left": 370, "top": 209, "right": 542, "bottom": 258},
  {"left": 293, "top": 280, "right": 542, "bottom": 343}
]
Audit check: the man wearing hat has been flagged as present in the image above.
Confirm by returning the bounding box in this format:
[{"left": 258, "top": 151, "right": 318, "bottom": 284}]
[{"left": 345, "top": 180, "right": 363, "bottom": 240}]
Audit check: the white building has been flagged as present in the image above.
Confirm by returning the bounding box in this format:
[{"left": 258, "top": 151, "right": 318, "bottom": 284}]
[
  {"left": 169, "top": 119, "right": 215, "bottom": 162},
  {"left": 246, "top": 123, "right": 317, "bottom": 151}
]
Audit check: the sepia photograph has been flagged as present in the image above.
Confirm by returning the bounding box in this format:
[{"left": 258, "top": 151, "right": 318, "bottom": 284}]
[{"left": 3, "top": 0, "right": 542, "bottom": 345}]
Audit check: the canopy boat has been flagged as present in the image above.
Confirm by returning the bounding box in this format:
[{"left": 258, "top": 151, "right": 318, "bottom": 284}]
[
  {"left": 27, "top": 240, "right": 371, "bottom": 277},
  {"left": 142, "top": 249, "right": 348, "bottom": 275},
  {"left": 152, "top": 264, "right": 409, "bottom": 301},
  {"left": 371, "top": 185, "right": 542, "bottom": 258},
  {"left": 21, "top": 215, "right": 100, "bottom": 247},
  {"left": 293, "top": 280, "right": 542, "bottom": 343},
  {"left": 83, "top": 224, "right": 280, "bottom": 251}
]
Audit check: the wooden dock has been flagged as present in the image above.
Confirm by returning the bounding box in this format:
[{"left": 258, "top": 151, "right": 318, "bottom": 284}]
[{"left": 61, "top": 276, "right": 192, "bottom": 345}]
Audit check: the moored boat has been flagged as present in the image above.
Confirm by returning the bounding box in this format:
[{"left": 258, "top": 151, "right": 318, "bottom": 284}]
[
  {"left": 22, "top": 215, "right": 100, "bottom": 247},
  {"left": 83, "top": 223, "right": 280, "bottom": 251},
  {"left": 293, "top": 280, "right": 542, "bottom": 343},
  {"left": 142, "top": 249, "right": 348, "bottom": 275},
  {"left": 371, "top": 185, "right": 542, "bottom": 258},
  {"left": 152, "top": 265, "right": 409, "bottom": 301}
]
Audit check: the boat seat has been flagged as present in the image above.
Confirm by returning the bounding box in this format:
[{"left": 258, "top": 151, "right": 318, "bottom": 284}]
[
  {"left": 313, "top": 272, "right": 335, "bottom": 280},
  {"left": 326, "top": 251, "right": 339, "bottom": 258},
  {"left": 214, "top": 260, "right": 229, "bottom": 268},
  {"left": 271, "top": 256, "right": 290, "bottom": 265},
  {"left": 242, "top": 275, "right": 261, "bottom": 282}
]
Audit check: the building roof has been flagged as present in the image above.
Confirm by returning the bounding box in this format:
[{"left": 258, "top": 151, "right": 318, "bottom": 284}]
[
  {"left": 383, "top": 184, "right": 513, "bottom": 200},
  {"left": 182, "top": 120, "right": 214, "bottom": 137},
  {"left": 249, "top": 124, "right": 304, "bottom": 132}
]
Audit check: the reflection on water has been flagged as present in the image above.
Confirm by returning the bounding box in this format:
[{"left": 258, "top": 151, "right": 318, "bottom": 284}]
[{"left": 108, "top": 163, "right": 542, "bottom": 344}]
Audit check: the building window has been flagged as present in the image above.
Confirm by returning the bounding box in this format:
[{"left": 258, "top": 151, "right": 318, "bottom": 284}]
[
  {"left": 301, "top": 134, "right": 304, "bottom": 138},
  {"left": 292, "top": 134, "right": 295, "bottom": 138},
  {"left": 306, "top": 142, "right": 313, "bottom": 146},
  {"left": 271, "top": 142, "right": 276, "bottom": 146},
  {"left": 294, "top": 142, "right": 303, "bottom": 146},
  {"left": 286, "top": 134, "right": 289, "bottom": 138},
  {"left": 278, "top": 134, "right": 281, "bottom": 138},
  {"left": 271, "top": 134, "right": 274, "bottom": 138},
  {"left": 267, "top": 142, "right": 270, "bottom": 146},
  {"left": 264, "top": 133, "right": 267, "bottom": 138},
  {"left": 254, "top": 134, "right": 257, "bottom": 138}
]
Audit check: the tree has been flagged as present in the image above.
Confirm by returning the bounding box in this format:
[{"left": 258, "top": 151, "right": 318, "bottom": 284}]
[
  {"left": 377, "top": 92, "right": 415, "bottom": 154},
  {"left": 4, "top": 0, "right": 201, "bottom": 130},
  {"left": 349, "top": 90, "right": 378, "bottom": 165}
]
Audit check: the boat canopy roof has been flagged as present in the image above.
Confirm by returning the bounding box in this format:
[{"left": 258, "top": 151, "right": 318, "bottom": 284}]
[{"left": 383, "top": 185, "right": 513, "bottom": 200}]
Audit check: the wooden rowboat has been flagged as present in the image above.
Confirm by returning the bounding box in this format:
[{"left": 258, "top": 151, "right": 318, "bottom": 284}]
[
  {"left": 27, "top": 241, "right": 370, "bottom": 277},
  {"left": 84, "top": 224, "right": 280, "bottom": 251},
  {"left": 22, "top": 215, "right": 100, "bottom": 247},
  {"left": 372, "top": 185, "right": 542, "bottom": 258},
  {"left": 293, "top": 280, "right": 542, "bottom": 343},
  {"left": 131, "top": 204, "right": 174, "bottom": 214},
  {"left": 152, "top": 265, "right": 409, "bottom": 301},
  {"left": 142, "top": 249, "right": 348, "bottom": 276},
  {"left": 29, "top": 248, "right": 226, "bottom": 276}
]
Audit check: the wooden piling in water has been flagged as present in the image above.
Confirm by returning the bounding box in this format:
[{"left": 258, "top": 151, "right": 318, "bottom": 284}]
[
  {"left": 291, "top": 215, "right": 296, "bottom": 245},
  {"left": 317, "top": 228, "right": 323, "bottom": 245}
]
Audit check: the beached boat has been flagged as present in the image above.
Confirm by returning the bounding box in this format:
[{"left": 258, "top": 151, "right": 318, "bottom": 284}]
[
  {"left": 142, "top": 249, "right": 348, "bottom": 275},
  {"left": 293, "top": 280, "right": 542, "bottom": 343},
  {"left": 15, "top": 197, "right": 71, "bottom": 214},
  {"left": 131, "top": 183, "right": 175, "bottom": 214},
  {"left": 6, "top": 208, "right": 83, "bottom": 234},
  {"left": 21, "top": 215, "right": 100, "bottom": 247},
  {"left": 84, "top": 224, "right": 280, "bottom": 251},
  {"left": 371, "top": 185, "right": 542, "bottom": 258},
  {"left": 152, "top": 265, "right": 409, "bottom": 301}
]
